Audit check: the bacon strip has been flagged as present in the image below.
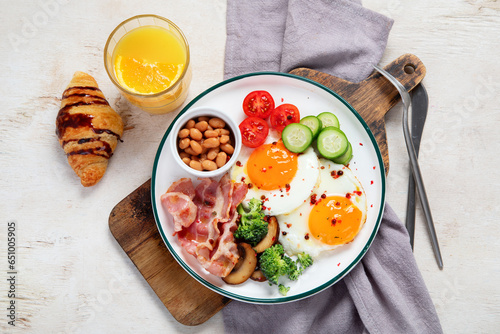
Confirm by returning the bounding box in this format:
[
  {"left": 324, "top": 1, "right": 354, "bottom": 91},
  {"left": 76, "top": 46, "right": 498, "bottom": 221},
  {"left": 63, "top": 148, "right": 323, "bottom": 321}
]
[
  {"left": 161, "top": 174, "right": 248, "bottom": 277},
  {"left": 160, "top": 192, "right": 197, "bottom": 232}
]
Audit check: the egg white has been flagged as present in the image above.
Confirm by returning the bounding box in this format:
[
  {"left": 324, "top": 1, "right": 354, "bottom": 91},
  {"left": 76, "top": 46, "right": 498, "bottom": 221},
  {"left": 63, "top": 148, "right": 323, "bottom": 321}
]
[
  {"left": 230, "top": 131, "right": 320, "bottom": 216},
  {"left": 276, "top": 159, "right": 367, "bottom": 258}
]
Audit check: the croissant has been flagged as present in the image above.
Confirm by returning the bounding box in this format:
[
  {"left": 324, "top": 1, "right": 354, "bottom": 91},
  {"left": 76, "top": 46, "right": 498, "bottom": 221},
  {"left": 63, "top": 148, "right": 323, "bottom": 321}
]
[{"left": 56, "top": 71, "right": 124, "bottom": 187}]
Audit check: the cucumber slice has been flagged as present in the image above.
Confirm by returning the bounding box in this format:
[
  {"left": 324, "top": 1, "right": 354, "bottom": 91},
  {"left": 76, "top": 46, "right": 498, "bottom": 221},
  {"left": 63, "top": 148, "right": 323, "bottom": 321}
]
[
  {"left": 300, "top": 116, "right": 322, "bottom": 139},
  {"left": 318, "top": 112, "right": 340, "bottom": 129},
  {"left": 317, "top": 126, "right": 349, "bottom": 159},
  {"left": 282, "top": 123, "right": 313, "bottom": 153},
  {"left": 332, "top": 141, "right": 353, "bottom": 165}
]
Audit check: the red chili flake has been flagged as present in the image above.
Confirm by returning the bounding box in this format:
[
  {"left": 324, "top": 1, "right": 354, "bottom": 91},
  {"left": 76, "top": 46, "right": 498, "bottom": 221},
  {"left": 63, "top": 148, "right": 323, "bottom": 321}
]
[
  {"left": 354, "top": 191, "right": 362, "bottom": 196},
  {"left": 321, "top": 166, "right": 325, "bottom": 169},
  {"left": 304, "top": 233, "right": 310, "bottom": 240},
  {"left": 321, "top": 193, "right": 327, "bottom": 199},
  {"left": 236, "top": 161, "right": 242, "bottom": 167},
  {"left": 345, "top": 193, "right": 351, "bottom": 199},
  {"left": 331, "top": 218, "right": 337, "bottom": 226},
  {"left": 373, "top": 166, "right": 376, "bottom": 170},
  {"left": 359, "top": 143, "right": 363, "bottom": 146},
  {"left": 281, "top": 98, "right": 284, "bottom": 102},
  {"left": 241, "top": 176, "right": 246, "bottom": 182},
  {"left": 262, "top": 205, "right": 267, "bottom": 210},
  {"left": 280, "top": 195, "right": 284, "bottom": 197},
  {"left": 272, "top": 141, "right": 277, "bottom": 145},
  {"left": 331, "top": 170, "right": 337, "bottom": 178},
  {"left": 261, "top": 167, "right": 267, "bottom": 173},
  {"left": 310, "top": 194, "right": 317, "bottom": 205},
  {"left": 286, "top": 223, "right": 292, "bottom": 228},
  {"left": 261, "top": 195, "right": 266, "bottom": 200},
  {"left": 285, "top": 183, "right": 291, "bottom": 192},
  {"left": 337, "top": 263, "right": 341, "bottom": 267},
  {"left": 287, "top": 115, "right": 293, "bottom": 120},
  {"left": 371, "top": 204, "right": 373, "bottom": 208},
  {"left": 248, "top": 183, "right": 253, "bottom": 189},
  {"left": 336, "top": 201, "right": 340, "bottom": 206},
  {"left": 371, "top": 180, "right": 374, "bottom": 185},
  {"left": 269, "top": 166, "right": 273, "bottom": 169},
  {"left": 300, "top": 213, "right": 302, "bottom": 216}
]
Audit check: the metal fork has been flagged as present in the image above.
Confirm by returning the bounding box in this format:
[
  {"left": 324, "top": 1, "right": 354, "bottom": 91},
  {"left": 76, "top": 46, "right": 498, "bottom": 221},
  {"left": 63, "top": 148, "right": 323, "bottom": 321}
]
[{"left": 373, "top": 65, "right": 443, "bottom": 269}]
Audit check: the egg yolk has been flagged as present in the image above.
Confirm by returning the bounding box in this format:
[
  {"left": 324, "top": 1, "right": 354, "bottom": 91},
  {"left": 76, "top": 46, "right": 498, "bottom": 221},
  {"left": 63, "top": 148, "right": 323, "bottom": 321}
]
[
  {"left": 308, "top": 195, "right": 363, "bottom": 246},
  {"left": 247, "top": 140, "right": 298, "bottom": 190}
]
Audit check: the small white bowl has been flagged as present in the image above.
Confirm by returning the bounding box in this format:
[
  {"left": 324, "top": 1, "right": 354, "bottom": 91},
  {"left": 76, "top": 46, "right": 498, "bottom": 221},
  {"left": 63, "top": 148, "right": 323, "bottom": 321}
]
[{"left": 170, "top": 106, "right": 241, "bottom": 178}]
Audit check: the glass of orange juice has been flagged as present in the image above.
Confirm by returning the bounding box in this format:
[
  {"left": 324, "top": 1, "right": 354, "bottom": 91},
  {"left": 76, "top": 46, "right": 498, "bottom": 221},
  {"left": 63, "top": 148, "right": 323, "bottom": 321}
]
[{"left": 104, "top": 14, "right": 192, "bottom": 114}]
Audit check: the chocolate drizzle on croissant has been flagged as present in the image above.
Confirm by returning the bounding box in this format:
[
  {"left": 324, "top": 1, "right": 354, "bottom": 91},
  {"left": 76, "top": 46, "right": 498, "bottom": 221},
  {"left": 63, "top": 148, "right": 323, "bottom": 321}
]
[{"left": 56, "top": 72, "right": 124, "bottom": 187}]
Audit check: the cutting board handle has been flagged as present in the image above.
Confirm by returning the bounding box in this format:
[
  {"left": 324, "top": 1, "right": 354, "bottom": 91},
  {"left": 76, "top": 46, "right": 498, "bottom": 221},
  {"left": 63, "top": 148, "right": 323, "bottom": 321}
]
[{"left": 290, "top": 53, "right": 426, "bottom": 174}]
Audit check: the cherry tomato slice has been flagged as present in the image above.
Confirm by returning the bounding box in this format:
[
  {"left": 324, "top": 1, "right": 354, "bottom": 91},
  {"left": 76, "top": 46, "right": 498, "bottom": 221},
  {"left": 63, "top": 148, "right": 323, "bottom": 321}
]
[
  {"left": 242, "top": 90, "right": 275, "bottom": 119},
  {"left": 239, "top": 117, "right": 269, "bottom": 148},
  {"left": 270, "top": 104, "right": 300, "bottom": 132}
]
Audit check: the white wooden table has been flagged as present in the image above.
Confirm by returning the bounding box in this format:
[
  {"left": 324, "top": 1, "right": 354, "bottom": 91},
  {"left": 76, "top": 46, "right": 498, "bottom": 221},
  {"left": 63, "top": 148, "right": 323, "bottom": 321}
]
[{"left": 1, "top": 1, "right": 499, "bottom": 332}]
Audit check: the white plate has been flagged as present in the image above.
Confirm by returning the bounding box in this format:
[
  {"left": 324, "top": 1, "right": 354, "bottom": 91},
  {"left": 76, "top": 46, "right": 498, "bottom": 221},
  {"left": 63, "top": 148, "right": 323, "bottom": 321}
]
[{"left": 152, "top": 72, "right": 386, "bottom": 304}]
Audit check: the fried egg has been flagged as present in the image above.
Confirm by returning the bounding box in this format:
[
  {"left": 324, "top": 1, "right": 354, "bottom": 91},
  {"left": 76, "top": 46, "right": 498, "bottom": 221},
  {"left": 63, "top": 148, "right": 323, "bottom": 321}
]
[
  {"left": 276, "top": 158, "right": 367, "bottom": 258},
  {"left": 230, "top": 132, "right": 319, "bottom": 215}
]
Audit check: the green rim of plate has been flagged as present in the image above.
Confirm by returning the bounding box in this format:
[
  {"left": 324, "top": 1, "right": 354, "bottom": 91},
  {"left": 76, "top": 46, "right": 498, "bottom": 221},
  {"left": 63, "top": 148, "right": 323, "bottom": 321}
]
[{"left": 151, "top": 71, "right": 386, "bottom": 304}]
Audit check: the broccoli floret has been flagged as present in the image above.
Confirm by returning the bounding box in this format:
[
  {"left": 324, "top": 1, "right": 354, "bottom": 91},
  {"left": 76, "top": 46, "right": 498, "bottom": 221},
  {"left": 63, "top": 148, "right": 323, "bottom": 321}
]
[
  {"left": 278, "top": 284, "right": 290, "bottom": 296},
  {"left": 234, "top": 198, "right": 268, "bottom": 246},
  {"left": 297, "top": 252, "right": 313, "bottom": 269},
  {"left": 284, "top": 256, "right": 300, "bottom": 281},
  {"left": 260, "top": 244, "right": 314, "bottom": 295},
  {"left": 259, "top": 244, "right": 290, "bottom": 285}
]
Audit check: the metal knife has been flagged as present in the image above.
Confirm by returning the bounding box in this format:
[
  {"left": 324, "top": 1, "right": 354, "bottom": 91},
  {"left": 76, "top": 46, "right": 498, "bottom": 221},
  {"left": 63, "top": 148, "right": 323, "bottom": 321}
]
[{"left": 405, "top": 83, "right": 428, "bottom": 250}]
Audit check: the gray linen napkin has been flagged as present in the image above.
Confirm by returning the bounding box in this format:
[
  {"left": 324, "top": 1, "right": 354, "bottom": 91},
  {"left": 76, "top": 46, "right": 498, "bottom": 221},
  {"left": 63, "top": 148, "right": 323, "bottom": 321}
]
[{"left": 222, "top": 1, "right": 443, "bottom": 333}]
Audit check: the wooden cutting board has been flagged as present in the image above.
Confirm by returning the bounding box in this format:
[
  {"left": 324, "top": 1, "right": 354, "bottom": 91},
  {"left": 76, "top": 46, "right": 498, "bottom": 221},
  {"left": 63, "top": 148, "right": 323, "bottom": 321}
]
[{"left": 108, "top": 54, "right": 426, "bottom": 326}]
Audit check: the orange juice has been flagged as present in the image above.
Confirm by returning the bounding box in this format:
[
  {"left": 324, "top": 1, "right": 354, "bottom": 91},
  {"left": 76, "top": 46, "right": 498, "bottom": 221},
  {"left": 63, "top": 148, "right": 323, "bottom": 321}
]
[
  {"left": 113, "top": 26, "right": 186, "bottom": 94},
  {"left": 104, "top": 15, "right": 191, "bottom": 114}
]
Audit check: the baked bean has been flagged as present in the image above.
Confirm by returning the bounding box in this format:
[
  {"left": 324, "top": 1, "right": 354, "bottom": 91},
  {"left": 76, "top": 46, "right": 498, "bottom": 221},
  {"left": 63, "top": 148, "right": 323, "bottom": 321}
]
[
  {"left": 204, "top": 130, "right": 218, "bottom": 138},
  {"left": 202, "top": 160, "right": 217, "bottom": 171},
  {"left": 209, "top": 117, "right": 225, "bottom": 129},
  {"left": 184, "top": 147, "right": 198, "bottom": 156},
  {"left": 189, "top": 128, "right": 203, "bottom": 141},
  {"left": 194, "top": 121, "right": 208, "bottom": 132},
  {"left": 216, "top": 152, "right": 227, "bottom": 168},
  {"left": 203, "top": 137, "right": 220, "bottom": 148},
  {"left": 190, "top": 155, "right": 200, "bottom": 162},
  {"left": 207, "top": 124, "right": 214, "bottom": 131},
  {"left": 182, "top": 157, "right": 191, "bottom": 165},
  {"left": 220, "top": 143, "right": 234, "bottom": 155},
  {"left": 178, "top": 128, "right": 189, "bottom": 139},
  {"left": 190, "top": 140, "right": 203, "bottom": 155},
  {"left": 189, "top": 160, "right": 203, "bottom": 171},
  {"left": 179, "top": 138, "right": 190, "bottom": 149},
  {"left": 220, "top": 135, "right": 230, "bottom": 144},
  {"left": 185, "top": 119, "right": 195, "bottom": 129},
  {"left": 179, "top": 152, "right": 190, "bottom": 159},
  {"left": 198, "top": 116, "right": 209, "bottom": 122},
  {"left": 207, "top": 147, "right": 219, "bottom": 160},
  {"left": 216, "top": 128, "right": 230, "bottom": 136}
]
